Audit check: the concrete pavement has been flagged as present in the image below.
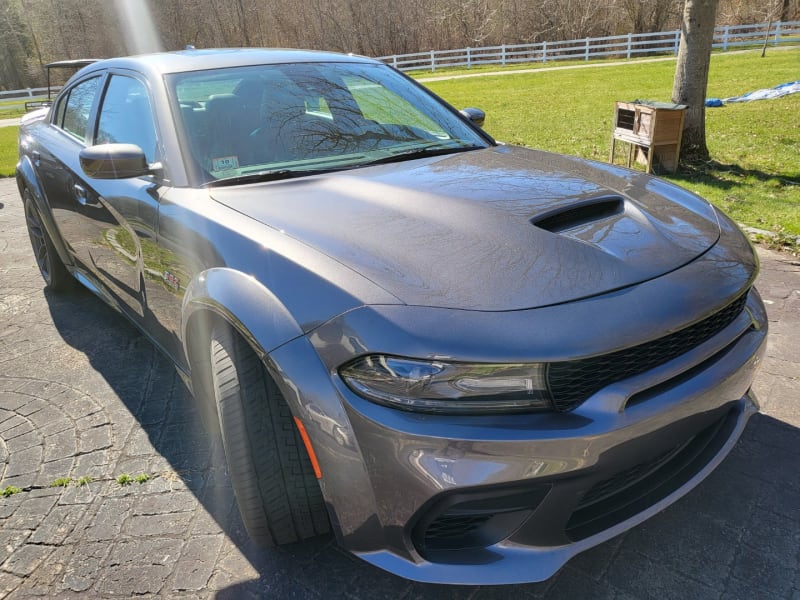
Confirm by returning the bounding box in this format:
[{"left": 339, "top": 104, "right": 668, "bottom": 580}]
[{"left": 0, "top": 176, "right": 798, "bottom": 599}]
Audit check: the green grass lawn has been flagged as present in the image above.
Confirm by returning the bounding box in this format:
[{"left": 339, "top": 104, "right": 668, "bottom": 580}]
[
  {"left": 1, "top": 48, "right": 798, "bottom": 235},
  {"left": 0, "top": 97, "right": 27, "bottom": 118},
  {"left": 0, "top": 127, "right": 17, "bottom": 177},
  {"left": 0, "top": 107, "right": 24, "bottom": 118}
]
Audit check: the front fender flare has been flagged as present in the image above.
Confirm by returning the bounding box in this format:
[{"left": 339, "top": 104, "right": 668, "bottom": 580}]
[
  {"left": 182, "top": 267, "right": 304, "bottom": 361},
  {"left": 181, "top": 267, "right": 308, "bottom": 438}
]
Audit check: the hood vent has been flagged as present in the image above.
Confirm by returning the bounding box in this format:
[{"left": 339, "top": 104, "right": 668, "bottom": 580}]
[{"left": 533, "top": 197, "right": 624, "bottom": 233}]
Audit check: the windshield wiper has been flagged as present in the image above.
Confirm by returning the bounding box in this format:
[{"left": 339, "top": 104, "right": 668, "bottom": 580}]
[
  {"left": 362, "top": 144, "right": 483, "bottom": 167},
  {"left": 205, "top": 168, "right": 325, "bottom": 187},
  {"left": 205, "top": 144, "right": 483, "bottom": 185}
]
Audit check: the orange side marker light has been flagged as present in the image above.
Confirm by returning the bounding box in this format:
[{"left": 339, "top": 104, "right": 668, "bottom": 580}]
[{"left": 293, "top": 416, "right": 323, "bottom": 479}]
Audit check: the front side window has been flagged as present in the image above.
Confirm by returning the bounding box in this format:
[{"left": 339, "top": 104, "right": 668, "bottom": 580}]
[
  {"left": 168, "top": 61, "right": 489, "bottom": 185},
  {"left": 60, "top": 76, "right": 101, "bottom": 142},
  {"left": 96, "top": 75, "right": 158, "bottom": 163}
]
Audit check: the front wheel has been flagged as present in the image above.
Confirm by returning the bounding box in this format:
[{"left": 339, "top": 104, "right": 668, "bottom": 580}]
[
  {"left": 209, "top": 324, "right": 330, "bottom": 545},
  {"left": 22, "top": 188, "right": 74, "bottom": 292}
]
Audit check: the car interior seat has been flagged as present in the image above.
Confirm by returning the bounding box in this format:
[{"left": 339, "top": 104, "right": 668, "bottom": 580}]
[{"left": 205, "top": 93, "right": 259, "bottom": 171}]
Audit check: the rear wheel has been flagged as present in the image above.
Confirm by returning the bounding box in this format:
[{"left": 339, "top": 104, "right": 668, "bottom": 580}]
[
  {"left": 209, "top": 324, "right": 330, "bottom": 545},
  {"left": 22, "top": 188, "right": 74, "bottom": 292}
]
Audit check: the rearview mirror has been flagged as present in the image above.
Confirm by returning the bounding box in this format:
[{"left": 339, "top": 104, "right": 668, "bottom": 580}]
[
  {"left": 460, "top": 107, "right": 486, "bottom": 128},
  {"left": 80, "top": 143, "right": 151, "bottom": 179}
]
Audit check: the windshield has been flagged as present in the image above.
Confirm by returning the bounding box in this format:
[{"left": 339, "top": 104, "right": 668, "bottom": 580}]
[{"left": 167, "top": 61, "right": 489, "bottom": 185}]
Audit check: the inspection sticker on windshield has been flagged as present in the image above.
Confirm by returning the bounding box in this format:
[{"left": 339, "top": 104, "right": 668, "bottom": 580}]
[{"left": 212, "top": 155, "right": 239, "bottom": 173}]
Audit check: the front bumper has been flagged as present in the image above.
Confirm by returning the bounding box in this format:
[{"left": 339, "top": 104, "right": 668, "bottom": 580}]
[
  {"left": 268, "top": 281, "right": 767, "bottom": 584},
  {"left": 350, "top": 396, "right": 757, "bottom": 585}
]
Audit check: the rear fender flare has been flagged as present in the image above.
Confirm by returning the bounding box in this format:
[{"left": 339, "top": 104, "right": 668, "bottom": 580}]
[{"left": 16, "top": 157, "right": 73, "bottom": 268}]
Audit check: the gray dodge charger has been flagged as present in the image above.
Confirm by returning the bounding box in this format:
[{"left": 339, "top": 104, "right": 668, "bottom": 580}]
[{"left": 16, "top": 48, "right": 767, "bottom": 584}]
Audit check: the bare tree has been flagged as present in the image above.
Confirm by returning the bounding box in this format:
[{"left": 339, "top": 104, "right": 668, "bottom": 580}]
[
  {"left": 523, "top": 0, "right": 615, "bottom": 42},
  {"left": 718, "top": 0, "right": 798, "bottom": 23},
  {"left": 0, "top": 0, "right": 30, "bottom": 90},
  {"left": 619, "top": 0, "right": 680, "bottom": 33},
  {"left": 672, "top": 0, "right": 720, "bottom": 162},
  {"left": 432, "top": 0, "right": 501, "bottom": 47},
  {"left": 781, "top": 0, "right": 798, "bottom": 20}
]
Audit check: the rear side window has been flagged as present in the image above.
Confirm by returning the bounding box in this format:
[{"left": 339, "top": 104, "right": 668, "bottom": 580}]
[{"left": 60, "top": 76, "right": 100, "bottom": 142}]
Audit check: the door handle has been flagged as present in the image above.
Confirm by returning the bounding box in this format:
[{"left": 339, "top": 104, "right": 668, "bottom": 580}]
[
  {"left": 73, "top": 184, "right": 87, "bottom": 205},
  {"left": 73, "top": 184, "right": 99, "bottom": 206}
]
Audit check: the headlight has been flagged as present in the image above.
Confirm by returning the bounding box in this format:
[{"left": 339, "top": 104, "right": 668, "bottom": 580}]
[{"left": 339, "top": 355, "right": 551, "bottom": 414}]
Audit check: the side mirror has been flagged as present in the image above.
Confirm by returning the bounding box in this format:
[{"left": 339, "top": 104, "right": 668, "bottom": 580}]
[
  {"left": 460, "top": 107, "right": 486, "bottom": 128},
  {"left": 79, "top": 143, "right": 152, "bottom": 179}
]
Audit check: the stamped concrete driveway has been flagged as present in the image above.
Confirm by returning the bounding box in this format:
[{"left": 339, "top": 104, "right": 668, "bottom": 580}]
[{"left": 0, "top": 176, "right": 798, "bottom": 599}]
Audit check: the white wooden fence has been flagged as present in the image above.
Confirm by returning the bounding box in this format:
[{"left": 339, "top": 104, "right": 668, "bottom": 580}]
[
  {"left": 376, "top": 20, "right": 800, "bottom": 72},
  {"left": 0, "top": 86, "right": 58, "bottom": 101}
]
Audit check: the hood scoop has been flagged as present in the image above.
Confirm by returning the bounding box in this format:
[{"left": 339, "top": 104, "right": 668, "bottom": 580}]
[{"left": 533, "top": 197, "right": 624, "bottom": 233}]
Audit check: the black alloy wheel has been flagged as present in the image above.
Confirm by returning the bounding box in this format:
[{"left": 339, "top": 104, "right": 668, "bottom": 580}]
[{"left": 23, "top": 188, "right": 74, "bottom": 291}]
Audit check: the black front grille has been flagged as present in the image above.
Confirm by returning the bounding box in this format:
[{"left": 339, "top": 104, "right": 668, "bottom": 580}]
[
  {"left": 576, "top": 440, "right": 691, "bottom": 509},
  {"left": 413, "top": 486, "right": 551, "bottom": 554},
  {"left": 424, "top": 513, "right": 494, "bottom": 544},
  {"left": 565, "top": 409, "right": 733, "bottom": 540},
  {"left": 547, "top": 291, "right": 749, "bottom": 411}
]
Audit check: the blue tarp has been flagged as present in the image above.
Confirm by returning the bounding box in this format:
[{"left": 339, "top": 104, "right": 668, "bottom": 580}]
[{"left": 706, "top": 80, "right": 800, "bottom": 106}]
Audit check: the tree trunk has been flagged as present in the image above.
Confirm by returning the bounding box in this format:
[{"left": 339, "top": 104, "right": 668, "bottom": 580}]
[
  {"left": 672, "top": 0, "right": 719, "bottom": 163},
  {"left": 780, "top": 0, "right": 791, "bottom": 22}
]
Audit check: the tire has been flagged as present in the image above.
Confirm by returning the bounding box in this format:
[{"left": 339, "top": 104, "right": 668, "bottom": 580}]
[
  {"left": 209, "top": 324, "right": 330, "bottom": 546},
  {"left": 22, "top": 188, "right": 74, "bottom": 292}
]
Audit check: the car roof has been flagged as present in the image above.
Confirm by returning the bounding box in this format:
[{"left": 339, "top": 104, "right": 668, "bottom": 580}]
[{"left": 76, "top": 48, "right": 379, "bottom": 78}]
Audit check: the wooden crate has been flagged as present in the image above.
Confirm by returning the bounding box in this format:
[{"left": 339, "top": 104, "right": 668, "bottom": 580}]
[{"left": 609, "top": 101, "right": 686, "bottom": 174}]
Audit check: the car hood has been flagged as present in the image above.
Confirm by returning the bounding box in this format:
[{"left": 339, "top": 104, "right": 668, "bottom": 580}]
[{"left": 209, "top": 146, "right": 720, "bottom": 311}]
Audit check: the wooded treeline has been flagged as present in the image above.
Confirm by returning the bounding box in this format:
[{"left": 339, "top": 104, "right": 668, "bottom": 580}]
[{"left": 1, "top": 0, "right": 797, "bottom": 90}]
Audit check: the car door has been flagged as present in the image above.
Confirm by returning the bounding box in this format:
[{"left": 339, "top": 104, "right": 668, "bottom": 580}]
[
  {"left": 43, "top": 72, "right": 164, "bottom": 328},
  {"left": 37, "top": 74, "right": 104, "bottom": 273},
  {"left": 66, "top": 72, "right": 171, "bottom": 329},
  {"left": 77, "top": 72, "right": 163, "bottom": 322}
]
